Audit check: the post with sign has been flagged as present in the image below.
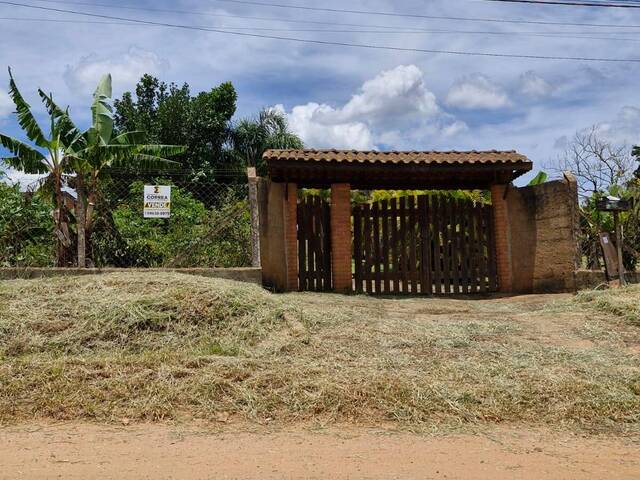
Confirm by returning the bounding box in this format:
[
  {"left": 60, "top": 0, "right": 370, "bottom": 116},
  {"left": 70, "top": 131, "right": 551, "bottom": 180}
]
[
  {"left": 144, "top": 185, "right": 172, "bottom": 219},
  {"left": 596, "top": 196, "right": 630, "bottom": 286}
]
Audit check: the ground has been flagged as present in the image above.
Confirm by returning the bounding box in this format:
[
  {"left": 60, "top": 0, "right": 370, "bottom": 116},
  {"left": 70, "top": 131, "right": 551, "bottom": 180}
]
[
  {"left": 1, "top": 424, "right": 638, "bottom": 479},
  {"left": 0, "top": 273, "right": 639, "bottom": 478}
]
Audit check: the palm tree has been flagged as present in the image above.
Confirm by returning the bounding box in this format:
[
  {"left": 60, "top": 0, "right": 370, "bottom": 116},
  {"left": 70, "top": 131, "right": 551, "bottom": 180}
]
[
  {"left": 230, "top": 109, "right": 303, "bottom": 266},
  {"left": 0, "top": 68, "right": 80, "bottom": 265}
]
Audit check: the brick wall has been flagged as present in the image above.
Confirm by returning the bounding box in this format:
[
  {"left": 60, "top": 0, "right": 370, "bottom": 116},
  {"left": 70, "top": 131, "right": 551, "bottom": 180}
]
[
  {"left": 504, "top": 173, "right": 579, "bottom": 293},
  {"left": 490, "top": 184, "right": 513, "bottom": 293},
  {"left": 330, "top": 183, "right": 352, "bottom": 293},
  {"left": 285, "top": 183, "right": 299, "bottom": 291}
]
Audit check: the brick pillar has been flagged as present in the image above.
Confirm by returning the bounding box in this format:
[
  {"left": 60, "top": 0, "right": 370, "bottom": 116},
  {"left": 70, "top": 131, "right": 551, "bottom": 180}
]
[
  {"left": 330, "top": 183, "right": 352, "bottom": 293},
  {"left": 491, "top": 184, "right": 513, "bottom": 293},
  {"left": 285, "top": 183, "right": 298, "bottom": 291}
]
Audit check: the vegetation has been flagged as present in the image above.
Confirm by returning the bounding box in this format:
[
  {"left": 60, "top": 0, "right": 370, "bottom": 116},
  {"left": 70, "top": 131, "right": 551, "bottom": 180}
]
[
  {"left": 551, "top": 127, "right": 640, "bottom": 270},
  {"left": 97, "top": 181, "right": 250, "bottom": 267},
  {"left": 0, "top": 70, "right": 185, "bottom": 268},
  {"left": 114, "top": 74, "right": 237, "bottom": 179},
  {"left": 0, "top": 68, "right": 81, "bottom": 266},
  {"left": 229, "top": 109, "right": 304, "bottom": 266},
  {"left": 0, "top": 183, "right": 54, "bottom": 266},
  {"left": 0, "top": 273, "right": 638, "bottom": 434}
]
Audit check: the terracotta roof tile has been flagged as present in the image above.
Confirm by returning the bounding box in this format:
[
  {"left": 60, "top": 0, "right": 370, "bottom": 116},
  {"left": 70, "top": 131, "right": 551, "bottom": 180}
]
[{"left": 263, "top": 149, "right": 531, "bottom": 166}]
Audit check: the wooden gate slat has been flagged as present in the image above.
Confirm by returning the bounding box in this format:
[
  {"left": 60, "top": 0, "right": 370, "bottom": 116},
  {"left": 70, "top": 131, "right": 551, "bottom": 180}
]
[
  {"left": 432, "top": 196, "right": 443, "bottom": 295},
  {"left": 408, "top": 196, "right": 418, "bottom": 294},
  {"left": 297, "top": 202, "right": 306, "bottom": 291},
  {"left": 469, "top": 204, "right": 480, "bottom": 293},
  {"left": 451, "top": 198, "right": 461, "bottom": 295},
  {"left": 362, "top": 203, "right": 372, "bottom": 294},
  {"left": 303, "top": 197, "right": 313, "bottom": 291},
  {"left": 389, "top": 198, "right": 399, "bottom": 293},
  {"left": 398, "top": 196, "right": 408, "bottom": 294},
  {"left": 442, "top": 197, "right": 453, "bottom": 294},
  {"left": 477, "top": 205, "right": 488, "bottom": 294},
  {"left": 312, "top": 196, "right": 322, "bottom": 290},
  {"left": 381, "top": 199, "right": 390, "bottom": 294},
  {"left": 419, "top": 195, "right": 431, "bottom": 295},
  {"left": 372, "top": 201, "right": 382, "bottom": 294},
  {"left": 353, "top": 204, "right": 363, "bottom": 293}
]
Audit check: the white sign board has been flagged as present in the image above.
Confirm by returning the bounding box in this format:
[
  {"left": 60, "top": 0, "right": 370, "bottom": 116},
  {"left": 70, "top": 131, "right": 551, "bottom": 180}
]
[{"left": 143, "top": 185, "right": 171, "bottom": 218}]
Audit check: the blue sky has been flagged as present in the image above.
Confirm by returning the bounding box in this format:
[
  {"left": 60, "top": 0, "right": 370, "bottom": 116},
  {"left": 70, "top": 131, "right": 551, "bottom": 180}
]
[{"left": 1, "top": 0, "right": 640, "bottom": 186}]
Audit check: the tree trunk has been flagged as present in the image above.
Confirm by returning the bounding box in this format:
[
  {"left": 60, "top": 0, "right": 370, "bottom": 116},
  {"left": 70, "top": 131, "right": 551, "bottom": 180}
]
[
  {"left": 76, "top": 174, "right": 87, "bottom": 268},
  {"left": 53, "top": 173, "right": 71, "bottom": 267},
  {"left": 247, "top": 166, "right": 260, "bottom": 267}
]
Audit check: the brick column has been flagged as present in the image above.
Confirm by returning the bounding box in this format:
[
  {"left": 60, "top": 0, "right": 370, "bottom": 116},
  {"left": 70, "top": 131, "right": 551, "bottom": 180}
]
[
  {"left": 285, "top": 183, "right": 298, "bottom": 291},
  {"left": 491, "top": 184, "right": 513, "bottom": 293},
  {"left": 330, "top": 183, "right": 352, "bottom": 293}
]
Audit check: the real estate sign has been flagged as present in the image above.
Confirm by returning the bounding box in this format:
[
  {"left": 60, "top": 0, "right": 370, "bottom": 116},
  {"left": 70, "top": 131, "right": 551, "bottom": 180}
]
[{"left": 143, "top": 185, "right": 171, "bottom": 218}]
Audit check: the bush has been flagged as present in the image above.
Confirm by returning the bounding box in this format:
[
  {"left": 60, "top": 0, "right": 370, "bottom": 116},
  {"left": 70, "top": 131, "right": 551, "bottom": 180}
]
[
  {"left": 0, "top": 183, "right": 54, "bottom": 267},
  {"left": 93, "top": 181, "right": 251, "bottom": 267}
]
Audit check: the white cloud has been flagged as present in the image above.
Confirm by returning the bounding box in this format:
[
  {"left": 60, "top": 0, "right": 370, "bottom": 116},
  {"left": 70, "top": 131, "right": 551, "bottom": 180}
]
[
  {"left": 334, "top": 65, "right": 439, "bottom": 125},
  {"left": 277, "top": 65, "right": 462, "bottom": 149},
  {"left": 446, "top": 74, "right": 511, "bottom": 110},
  {"left": 441, "top": 121, "right": 469, "bottom": 138},
  {"left": 63, "top": 47, "right": 168, "bottom": 95},
  {"left": 278, "top": 102, "right": 375, "bottom": 150},
  {"left": 0, "top": 89, "right": 13, "bottom": 119},
  {"left": 519, "top": 71, "right": 554, "bottom": 98},
  {"left": 594, "top": 105, "right": 640, "bottom": 145}
]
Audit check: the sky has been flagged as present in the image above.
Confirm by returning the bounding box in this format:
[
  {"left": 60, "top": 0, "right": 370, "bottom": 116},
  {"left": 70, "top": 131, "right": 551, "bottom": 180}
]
[{"left": 1, "top": 0, "right": 640, "bottom": 187}]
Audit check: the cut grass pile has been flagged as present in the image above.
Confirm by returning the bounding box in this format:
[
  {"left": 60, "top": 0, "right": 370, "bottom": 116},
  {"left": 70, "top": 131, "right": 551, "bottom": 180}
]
[
  {"left": 0, "top": 273, "right": 639, "bottom": 434},
  {"left": 574, "top": 284, "right": 640, "bottom": 326}
]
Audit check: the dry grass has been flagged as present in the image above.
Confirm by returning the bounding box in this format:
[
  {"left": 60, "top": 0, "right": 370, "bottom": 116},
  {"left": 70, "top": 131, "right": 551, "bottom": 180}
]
[{"left": 0, "top": 273, "right": 639, "bottom": 434}]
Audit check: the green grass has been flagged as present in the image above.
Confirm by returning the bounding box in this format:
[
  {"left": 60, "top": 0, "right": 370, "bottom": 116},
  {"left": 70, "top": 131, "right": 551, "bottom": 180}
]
[{"left": 0, "top": 273, "right": 639, "bottom": 434}]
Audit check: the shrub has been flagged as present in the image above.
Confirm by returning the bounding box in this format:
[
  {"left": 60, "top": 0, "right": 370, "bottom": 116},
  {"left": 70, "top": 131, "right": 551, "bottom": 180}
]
[{"left": 0, "top": 183, "right": 54, "bottom": 267}]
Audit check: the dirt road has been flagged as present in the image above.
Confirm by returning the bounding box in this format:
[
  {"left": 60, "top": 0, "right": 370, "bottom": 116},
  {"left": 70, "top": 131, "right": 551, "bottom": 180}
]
[{"left": 1, "top": 424, "right": 637, "bottom": 479}]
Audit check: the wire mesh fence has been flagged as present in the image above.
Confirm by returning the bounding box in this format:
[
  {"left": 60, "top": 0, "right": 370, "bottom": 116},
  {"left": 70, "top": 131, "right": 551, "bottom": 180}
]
[{"left": 0, "top": 170, "right": 251, "bottom": 268}]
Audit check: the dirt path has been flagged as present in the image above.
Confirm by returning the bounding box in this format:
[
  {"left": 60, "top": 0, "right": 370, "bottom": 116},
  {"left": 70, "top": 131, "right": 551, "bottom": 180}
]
[{"left": 1, "top": 424, "right": 638, "bottom": 479}]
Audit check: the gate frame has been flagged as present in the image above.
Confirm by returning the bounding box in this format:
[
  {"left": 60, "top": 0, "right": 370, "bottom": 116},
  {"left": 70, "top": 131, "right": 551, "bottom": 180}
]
[{"left": 259, "top": 150, "right": 537, "bottom": 294}]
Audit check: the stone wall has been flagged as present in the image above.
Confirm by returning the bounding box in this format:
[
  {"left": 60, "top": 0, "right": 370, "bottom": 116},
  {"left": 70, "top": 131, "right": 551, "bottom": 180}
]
[{"left": 506, "top": 172, "right": 579, "bottom": 293}]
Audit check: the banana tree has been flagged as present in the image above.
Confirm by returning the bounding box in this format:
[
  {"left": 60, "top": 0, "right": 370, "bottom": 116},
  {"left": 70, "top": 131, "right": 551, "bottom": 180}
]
[
  {"left": 0, "top": 68, "right": 81, "bottom": 266},
  {"left": 44, "top": 74, "right": 185, "bottom": 267}
]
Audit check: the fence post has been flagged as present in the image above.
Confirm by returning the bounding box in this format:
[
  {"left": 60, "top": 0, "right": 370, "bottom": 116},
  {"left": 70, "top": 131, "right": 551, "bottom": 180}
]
[{"left": 247, "top": 167, "right": 261, "bottom": 267}]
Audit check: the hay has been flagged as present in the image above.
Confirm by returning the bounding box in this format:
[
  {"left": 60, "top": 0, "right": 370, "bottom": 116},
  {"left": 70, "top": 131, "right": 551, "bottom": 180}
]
[{"left": 0, "top": 273, "right": 639, "bottom": 434}]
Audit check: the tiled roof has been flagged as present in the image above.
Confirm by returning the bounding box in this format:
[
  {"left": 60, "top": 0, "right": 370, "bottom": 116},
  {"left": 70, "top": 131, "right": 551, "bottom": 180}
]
[{"left": 263, "top": 149, "right": 531, "bottom": 166}]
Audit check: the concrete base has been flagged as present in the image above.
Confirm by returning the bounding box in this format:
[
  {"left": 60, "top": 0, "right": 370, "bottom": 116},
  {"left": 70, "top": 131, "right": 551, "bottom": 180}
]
[
  {"left": 0, "top": 267, "right": 262, "bottom": 284},
  {"left": 575, "top": 269, "right": 639, "bottom": 290}
]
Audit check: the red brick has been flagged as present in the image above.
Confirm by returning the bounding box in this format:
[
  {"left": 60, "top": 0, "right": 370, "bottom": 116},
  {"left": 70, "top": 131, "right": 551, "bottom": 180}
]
[
  {"left": 285, "top": 183, "right": 298, "bottom": 291},
  {"left": 330, "top": 184, "right": 352, "bottom": 293},
  {"left": 491, "top": 184, "right": 513, "bottom": 293}
]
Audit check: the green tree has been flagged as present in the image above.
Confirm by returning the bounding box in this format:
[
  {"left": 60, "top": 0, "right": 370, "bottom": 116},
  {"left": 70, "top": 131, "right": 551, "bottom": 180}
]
[
  {"left": 229, "top": 109, "right": 303, "bottom": 266},
  {"left": 0, "top": 68, "right": 80, "bottom": 265},
  {"left": 113, "top": 74, "right": 237, "bottom": 178}
]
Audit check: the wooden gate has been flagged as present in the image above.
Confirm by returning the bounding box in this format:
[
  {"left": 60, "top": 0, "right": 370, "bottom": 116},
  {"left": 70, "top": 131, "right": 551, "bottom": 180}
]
[
  {"left": 353, "top": 195, "right": 498, "bottom": 295},
  {"left": 297, "top": 195, "right": 332, "bottom": 291}
]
